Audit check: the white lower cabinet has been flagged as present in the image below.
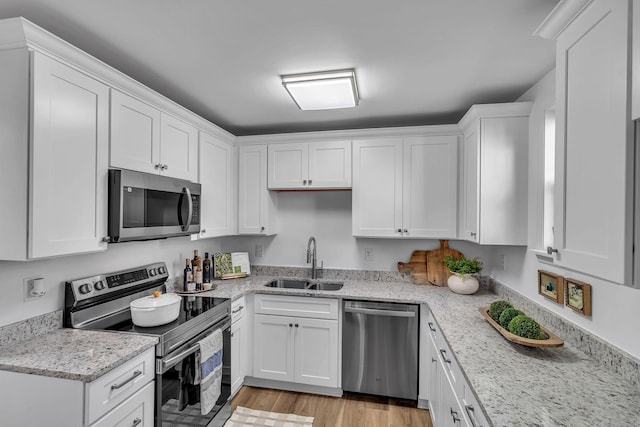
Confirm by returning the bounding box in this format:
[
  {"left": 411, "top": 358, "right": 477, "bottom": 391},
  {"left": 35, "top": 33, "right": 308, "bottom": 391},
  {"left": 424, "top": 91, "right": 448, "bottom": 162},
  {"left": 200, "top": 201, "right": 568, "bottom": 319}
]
[
  {"left": 0, "top": 347, "right": 155, "bottom": 426},
  {"left": 253, "top": 295, "right": 339, "bottom": 389},
  {"left": 421, "top": 306, "right": 488, "bottom": 427},
  {"left": 231, "top": 296, "right": 248, "bottom": 395}
]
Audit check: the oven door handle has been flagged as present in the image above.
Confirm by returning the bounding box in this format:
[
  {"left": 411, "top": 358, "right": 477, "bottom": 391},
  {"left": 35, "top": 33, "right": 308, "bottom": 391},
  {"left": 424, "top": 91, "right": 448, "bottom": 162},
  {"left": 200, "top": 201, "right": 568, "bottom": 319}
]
[
  {"left": 181, "top": 187, "right": 193, "bottom": 232},
  {"left": 161, "top": 343, "right": 200, "bottom": 373}
]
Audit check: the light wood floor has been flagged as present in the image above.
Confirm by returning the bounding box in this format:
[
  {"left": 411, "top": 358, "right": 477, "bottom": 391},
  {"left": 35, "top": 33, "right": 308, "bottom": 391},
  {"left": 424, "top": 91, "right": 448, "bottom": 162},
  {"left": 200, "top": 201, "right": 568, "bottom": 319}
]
[{"left": 232, "top": 386, "right": 433, "bottom": 427}]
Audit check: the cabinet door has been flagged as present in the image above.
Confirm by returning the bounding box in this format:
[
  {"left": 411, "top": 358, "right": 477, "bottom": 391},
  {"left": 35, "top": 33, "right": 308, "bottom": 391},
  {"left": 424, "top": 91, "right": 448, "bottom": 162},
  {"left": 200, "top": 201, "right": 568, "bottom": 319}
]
[
  {"left": 268, "top": 143, "right": 308, "bottom": 189},
  {"left": 30, "top": 52, "right": 109, "bottom": 258},
  {"left": 403, "top": 136, "right": 458, "bottom": 238},
  {"left": 231, "top": 317, "right": 245, "bottom": 395},
  {"left": 352, "top": 139, "right": 403, "bottom": 237},
  {"left": 462, "top": 126, "right": 479, "bottom": 243},
  {"left": 238, "top": 145, "right": 276, "bottom": 235},
  {"left": 110, "top": 89, "right": 161, "bottom": 175},
  {"left": 554, "top": 0, "right": 632, "bottom": 284},
  {"left": 428, "top": 339, "right": 441, "bottom": 427},
  {"left": 159, "top": 113, "right": 198, "bottom": 181},
  {"left": 308, "top": 140, "right": 352, "bottom": 188},
  {"left": 253, "top": 314, "right": 294, "bottom": 382},
  {"left": 294, "top": 318, "right": 339, "bottom": 388},
  {"left": 198, "top": 132, "right": 236, "bottom": 237}
]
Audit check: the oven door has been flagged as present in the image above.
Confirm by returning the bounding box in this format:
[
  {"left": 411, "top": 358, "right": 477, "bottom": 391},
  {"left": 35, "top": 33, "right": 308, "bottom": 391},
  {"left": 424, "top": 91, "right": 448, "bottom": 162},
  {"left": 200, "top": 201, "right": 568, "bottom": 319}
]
[
  {"left": 155, "top": 318, "right": 231, "bottom": 427},
  {"left": 109, "top": 169, "right": 201, "bottom": 243}
]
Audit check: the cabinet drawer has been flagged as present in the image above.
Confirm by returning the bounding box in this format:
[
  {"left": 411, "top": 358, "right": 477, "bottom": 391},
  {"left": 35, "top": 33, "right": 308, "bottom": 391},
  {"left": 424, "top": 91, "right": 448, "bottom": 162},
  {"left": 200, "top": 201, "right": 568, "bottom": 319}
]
[
  {"left": 254, "top": 294, "right": 338, "bottom": 320},
  {"left": 91, "top": 381, "right": 154, "bottom": 427},
  {"left": 86, "top": 348, "right": 155, "bottom": 424},
  {"left": 232, "top": 296, "right": 246, "bottom": 322}
]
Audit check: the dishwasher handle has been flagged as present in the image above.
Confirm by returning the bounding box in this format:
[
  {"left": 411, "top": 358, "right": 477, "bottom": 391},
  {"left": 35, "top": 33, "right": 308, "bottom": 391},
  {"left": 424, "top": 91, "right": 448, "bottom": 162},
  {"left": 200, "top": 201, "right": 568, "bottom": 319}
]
[{"left": 344, "top": 306, "right": 416, "bottom": 318}]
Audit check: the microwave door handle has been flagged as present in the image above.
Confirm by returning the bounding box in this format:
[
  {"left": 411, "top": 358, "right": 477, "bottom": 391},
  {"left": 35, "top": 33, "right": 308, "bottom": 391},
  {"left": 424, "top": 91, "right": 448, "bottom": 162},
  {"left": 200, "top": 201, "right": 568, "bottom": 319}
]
[{"left": 181, "top": 187, "right": 193, "bottom": 232}]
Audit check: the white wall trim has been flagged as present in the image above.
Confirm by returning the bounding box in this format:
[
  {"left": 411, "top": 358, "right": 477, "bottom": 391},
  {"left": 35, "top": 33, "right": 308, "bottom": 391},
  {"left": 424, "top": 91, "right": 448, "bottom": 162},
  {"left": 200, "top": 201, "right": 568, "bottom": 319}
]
[{"left": 533, "top": 0, "right": 595, "bottom": 40}]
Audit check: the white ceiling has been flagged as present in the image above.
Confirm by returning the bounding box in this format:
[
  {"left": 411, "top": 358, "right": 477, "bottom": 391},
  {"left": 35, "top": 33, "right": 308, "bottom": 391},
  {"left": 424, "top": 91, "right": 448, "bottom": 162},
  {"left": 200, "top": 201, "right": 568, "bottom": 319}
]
[{"left": 0, "top": 0, "right": 559, "bottom": 136}]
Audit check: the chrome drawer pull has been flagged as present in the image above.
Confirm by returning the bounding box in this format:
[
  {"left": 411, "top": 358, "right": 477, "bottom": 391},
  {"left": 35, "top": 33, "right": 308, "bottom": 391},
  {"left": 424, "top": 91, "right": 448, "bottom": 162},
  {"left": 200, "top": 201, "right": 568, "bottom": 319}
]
[
  {"left": 231, "top": 305, "right": 244, "bottom": 314},
  {"left": 465, "top": 404, "right": 480, "bottom": 427},
  {"left": 132, "top": 417, "right": 142, "bottom": 427},
  {"left": 451, "top": 408, "right": 461, "bottom": 422},
  {"left": 427, "top": 322, "right": 436, "bottom": 332},
  {"left": 111, "top": 370, "right": 142, "bottom": 390},
  {"left": 440, "top": 349, "right": 451, "bottom": 364}
]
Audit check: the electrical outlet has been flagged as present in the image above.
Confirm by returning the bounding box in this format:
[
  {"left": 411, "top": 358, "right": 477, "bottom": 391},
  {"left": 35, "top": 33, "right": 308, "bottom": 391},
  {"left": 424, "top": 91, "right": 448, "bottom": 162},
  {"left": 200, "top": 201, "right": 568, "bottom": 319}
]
[
  {"left": 364, "top": 248, "right": 374, "bottom": 262},
  {"left": 255, "top": 244, "right": 263, "bottom": 258},
  {"left": 499, "top": 254, "right": 507, "bottom": 271},
  {"left": 23, "top": 277, "right": 45, "bottom": 302}
]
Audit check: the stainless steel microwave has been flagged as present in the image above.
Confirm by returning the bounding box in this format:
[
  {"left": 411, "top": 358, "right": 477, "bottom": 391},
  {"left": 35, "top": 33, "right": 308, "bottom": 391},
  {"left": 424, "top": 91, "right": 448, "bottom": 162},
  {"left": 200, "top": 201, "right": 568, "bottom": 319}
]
[{"left": 108, "top": 169, "right": 201, "bottom": 242}]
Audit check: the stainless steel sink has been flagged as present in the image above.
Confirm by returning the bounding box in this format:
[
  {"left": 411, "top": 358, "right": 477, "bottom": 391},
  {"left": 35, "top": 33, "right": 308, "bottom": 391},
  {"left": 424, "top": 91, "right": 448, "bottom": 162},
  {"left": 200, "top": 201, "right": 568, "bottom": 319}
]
[
  {"left": 264, "top": 279, "right": 343, "bottom": 291},
  {"left": 307, "top": 282, "right": 343, "bottom": 291},
  {"left": 264, "top": 279, "right": 310, "bottom": 289}
]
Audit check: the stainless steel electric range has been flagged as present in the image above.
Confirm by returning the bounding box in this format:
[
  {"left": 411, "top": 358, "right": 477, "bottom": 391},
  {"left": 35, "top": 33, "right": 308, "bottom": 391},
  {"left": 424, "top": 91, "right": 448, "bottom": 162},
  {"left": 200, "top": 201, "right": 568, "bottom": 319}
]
[{"left": 64, "top": 262, "right": 231, "bottom": 427}]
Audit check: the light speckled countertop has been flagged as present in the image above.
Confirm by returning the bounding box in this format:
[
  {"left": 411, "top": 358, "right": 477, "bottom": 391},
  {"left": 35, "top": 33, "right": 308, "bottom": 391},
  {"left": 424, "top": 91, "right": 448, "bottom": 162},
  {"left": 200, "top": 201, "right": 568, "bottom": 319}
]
[
  {"left": 0, "top": 329, "right": 157, "bottom": 382},
  {"left": 1, "top": 275, "right": 638, "bottom": 426},
  {"left": 201, "top": 275, "right": 640, "bottom": 427}
]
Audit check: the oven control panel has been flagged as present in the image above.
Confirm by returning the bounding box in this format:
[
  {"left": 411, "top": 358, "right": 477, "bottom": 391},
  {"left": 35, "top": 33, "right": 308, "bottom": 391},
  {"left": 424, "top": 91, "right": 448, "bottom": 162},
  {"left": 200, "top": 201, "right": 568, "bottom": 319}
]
[{"left": 66, "top": 262, "right": 169, "bottom": 302}]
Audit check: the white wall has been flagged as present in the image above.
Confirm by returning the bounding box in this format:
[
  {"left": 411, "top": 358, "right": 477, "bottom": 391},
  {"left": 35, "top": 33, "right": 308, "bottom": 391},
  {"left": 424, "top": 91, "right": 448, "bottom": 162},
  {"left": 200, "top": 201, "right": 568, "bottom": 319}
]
[
  {"left": 490, "top": 69, "right": 640, "bottom": 359},
  {"left": 222, "top": 191, "right": 492, "bottom": 271},
  {"left": 0, "top": 236, "right": 222, "bottom": 327}
]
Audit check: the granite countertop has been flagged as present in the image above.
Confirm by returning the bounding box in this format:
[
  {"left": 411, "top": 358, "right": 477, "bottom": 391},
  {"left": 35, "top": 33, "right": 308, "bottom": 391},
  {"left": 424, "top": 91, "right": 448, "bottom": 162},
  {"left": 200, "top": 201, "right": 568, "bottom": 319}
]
[
  {"left": 0, "top": 329, "right": 157, "bottom": 382},
  {"left": 201, "top": 275, "right": 640, "bottom": 427}
]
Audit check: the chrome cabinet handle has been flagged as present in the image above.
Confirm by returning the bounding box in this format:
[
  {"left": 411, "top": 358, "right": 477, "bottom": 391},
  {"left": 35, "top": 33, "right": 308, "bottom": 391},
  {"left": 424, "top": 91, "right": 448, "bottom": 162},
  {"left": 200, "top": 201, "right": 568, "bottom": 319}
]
[
  {"left": 431, "top": 357, "right": 437, "bottom": 363},
  {"left": 303, "top": 179, "right": 307, "bottom": 185},
  {"left": 308, "top": 179, "right": 312, "bottom": 185},
  {"left": 180, "top": 187, "right": 193, "bottom": 232},
  {"left": 201, "top": 229, "right": 206, "bottom": 234},
  {"left": 260, "top": 226, "right": 265, "bottom": 231},
  {"left": 403, "top": 229, "right": 408, "bottom": 233},
  {"left": 231, "top": 306, "right": 244, "bottom": 314},
  {"left": 547, "top": 246, "right": 558, "bottom": 255},
  {"left": 111, "top": 370, "right": 142, "bottom": 390},
  {"left": 132, "top": 417, "right": 142, "bottom": 427},
  {"left": 289, "top": 323, "right": 293, "bottom": 327},
  {"left": 428, "top": 322, "right": 436, "bottom": 332},
  {"left": 440, "top": 349, "right": 451, "bottom": 364},
  {"left": 470, "top": 232, "right": 477, "bottom": 237},
  {"left": 102, "top": 236, "right": 110, "bottom": 243},
  {"left": 465, "top": 404, "right": 480, "bottom": 427},
  {"left": 154, "top": 163, "right": 162, "bottom": 169},
  {"left": 295, "top": 324, "right": 299, "bottom": 328},
  {"left": 162, "top": 164, "right": 168, "bottom": 170},
  {"left": 397, "top": 228, "right": 402, "bottom": 233},
  {"left": 451, "top": 408, "right": 461, "bottom": 423}
]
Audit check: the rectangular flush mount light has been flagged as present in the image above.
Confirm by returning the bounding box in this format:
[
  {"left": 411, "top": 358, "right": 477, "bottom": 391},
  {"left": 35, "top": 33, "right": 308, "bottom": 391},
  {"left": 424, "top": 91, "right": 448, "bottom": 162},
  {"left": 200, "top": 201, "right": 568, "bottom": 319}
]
[{"left": 281, "top": 69, "right": 359, "bottom": 110}]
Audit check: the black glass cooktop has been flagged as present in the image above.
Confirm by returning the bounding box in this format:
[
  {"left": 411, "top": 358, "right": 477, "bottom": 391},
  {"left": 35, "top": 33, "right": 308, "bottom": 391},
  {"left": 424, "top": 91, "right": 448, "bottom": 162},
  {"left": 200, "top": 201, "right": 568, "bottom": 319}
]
[{"left": 107, "top": 295, "right": 229, "bottom": 336}]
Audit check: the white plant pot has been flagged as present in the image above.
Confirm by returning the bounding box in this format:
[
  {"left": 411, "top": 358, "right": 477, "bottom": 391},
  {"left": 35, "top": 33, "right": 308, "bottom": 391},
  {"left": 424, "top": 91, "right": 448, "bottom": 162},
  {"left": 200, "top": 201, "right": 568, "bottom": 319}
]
[
  {"left": 447, "top": 273, "right": 479, "bottom": 295},
  {"left": 130, "top": 293, "right": 181, "bottom": 327}
]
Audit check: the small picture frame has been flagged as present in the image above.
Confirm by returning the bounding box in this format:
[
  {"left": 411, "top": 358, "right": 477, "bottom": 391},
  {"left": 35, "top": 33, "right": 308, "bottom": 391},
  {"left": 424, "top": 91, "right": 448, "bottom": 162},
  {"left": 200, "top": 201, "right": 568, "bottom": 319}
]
[
  {"left": 565, "top": 278, "right": 592, "bottom": 316},
  {"left": 538, "top": 270, "right": 564, "bottom": 303}
]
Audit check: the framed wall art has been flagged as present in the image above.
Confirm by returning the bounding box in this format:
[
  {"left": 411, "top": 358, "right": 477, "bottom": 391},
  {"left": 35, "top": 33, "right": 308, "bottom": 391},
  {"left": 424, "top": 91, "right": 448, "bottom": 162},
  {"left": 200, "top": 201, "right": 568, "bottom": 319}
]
[
  {"left": 565, "top": 278, "right": 592, "bottom": 316},
  {"left": 538, "top": 270, "right": 564, "bottom": 303}
]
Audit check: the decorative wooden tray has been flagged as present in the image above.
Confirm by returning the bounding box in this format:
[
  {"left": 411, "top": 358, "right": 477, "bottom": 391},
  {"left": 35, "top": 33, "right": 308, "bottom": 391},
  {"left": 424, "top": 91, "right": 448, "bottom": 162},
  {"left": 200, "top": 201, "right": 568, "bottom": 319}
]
[
  {"left": 479, "top": 306, "right": 564, "bottom": 348},
  {"left": 221, "top": 272, "right": 248, "bottom": 280}
]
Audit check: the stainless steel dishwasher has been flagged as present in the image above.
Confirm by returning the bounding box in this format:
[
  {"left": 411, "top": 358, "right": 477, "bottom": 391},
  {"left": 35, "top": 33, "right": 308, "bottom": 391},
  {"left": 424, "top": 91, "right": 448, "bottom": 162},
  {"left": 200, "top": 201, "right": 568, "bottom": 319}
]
[{"left": 342, "top": 300, "right": 419, "bottom": 400}]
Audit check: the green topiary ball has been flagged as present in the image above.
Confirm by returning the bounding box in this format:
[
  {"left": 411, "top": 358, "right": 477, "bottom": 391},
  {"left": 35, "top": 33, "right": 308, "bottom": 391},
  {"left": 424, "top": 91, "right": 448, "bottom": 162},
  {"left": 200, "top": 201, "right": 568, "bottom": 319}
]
[
  {"left": 488, "top": 300, "right": 513, "bottom": 322},
  {"left": 508, "top": 315, "right": 542, "bottom": 340},
  {"left": 499, "top": 308, "right": 524, "bottom": 329}
]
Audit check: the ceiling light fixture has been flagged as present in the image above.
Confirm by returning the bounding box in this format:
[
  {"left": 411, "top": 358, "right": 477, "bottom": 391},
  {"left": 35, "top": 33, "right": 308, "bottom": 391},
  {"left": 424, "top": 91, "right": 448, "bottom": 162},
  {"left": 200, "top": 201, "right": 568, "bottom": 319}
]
[{"left": 281, "top": 69, "right": 359, "bottom": 110}]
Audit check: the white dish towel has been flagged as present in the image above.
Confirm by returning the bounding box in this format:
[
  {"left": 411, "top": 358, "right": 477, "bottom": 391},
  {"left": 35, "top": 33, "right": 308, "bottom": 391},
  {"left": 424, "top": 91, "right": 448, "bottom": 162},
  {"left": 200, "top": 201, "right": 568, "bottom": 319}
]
[{"left": 199, "top": 328, "right": 223, "bottom": 415}]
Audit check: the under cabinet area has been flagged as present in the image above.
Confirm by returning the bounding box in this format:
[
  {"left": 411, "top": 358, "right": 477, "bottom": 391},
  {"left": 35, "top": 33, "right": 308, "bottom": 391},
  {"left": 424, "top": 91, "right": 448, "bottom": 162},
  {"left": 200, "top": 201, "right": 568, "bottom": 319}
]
[
  {"left": 238, "top": 145, "right": 278, "bottom": 235},
  {"left": 0, "top": 348, "right": 155, "bottom": 426},
  {"left": 352, "top": 134, "right": 458, "bottom": 238},
  {"left": 267, "top": 140, "right": 352, "bottom": 189},
  {"left": 110, "top": 89, "right": 198, "bottom": 182},
  {"left": 458, "top": 102, "right": 531, "bottom": 245},
  {"left": 251, "top": 294, "right": 340, "bottom": 391},
  {"left": 0, "top": 48, "right": 109, "bottom": 260}
]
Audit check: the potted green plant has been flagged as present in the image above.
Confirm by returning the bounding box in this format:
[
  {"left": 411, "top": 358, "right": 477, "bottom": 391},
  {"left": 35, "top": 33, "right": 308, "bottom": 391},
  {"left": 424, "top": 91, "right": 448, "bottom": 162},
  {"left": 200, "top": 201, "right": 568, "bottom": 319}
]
[{"left": 443, "top": 255, "right": 483, "bottom": 294}]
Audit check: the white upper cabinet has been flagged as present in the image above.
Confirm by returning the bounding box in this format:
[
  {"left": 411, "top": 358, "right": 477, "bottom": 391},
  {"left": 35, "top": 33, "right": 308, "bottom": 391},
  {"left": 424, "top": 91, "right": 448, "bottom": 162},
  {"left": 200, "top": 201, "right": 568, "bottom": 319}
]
[
  {"left": 0, "top": 48, "right": 109, "bottom": 260},
  {"left": 458, "top": 103, "right": 531, "bottom": 245},
  {"left": 238, "top": 145, "right": 277, "bottom": 235},
  {"left": 352, "top": 135, "right": 458, "bottom": 238},
  {"left": 268, "top": 141, "right": 351, "bottom": 189},
  {"left": 197, "top": 132, "right": 237, "bottom": 238},
  {"left": 110, "top": 89, "right": 198, "bottom": 182},
  {"left": 537, "top": 0, "right": 633, "bottom": 284}
]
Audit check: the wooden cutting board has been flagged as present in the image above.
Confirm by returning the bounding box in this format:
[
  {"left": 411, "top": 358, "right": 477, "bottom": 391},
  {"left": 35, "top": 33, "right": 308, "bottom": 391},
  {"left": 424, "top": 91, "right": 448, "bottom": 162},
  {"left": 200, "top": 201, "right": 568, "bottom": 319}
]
[
  {"left": 427, "top": 240, "right": 463, "bottom": 286},
  {"left": 397, "top": 250, "right": 430, "bottom": 285}
]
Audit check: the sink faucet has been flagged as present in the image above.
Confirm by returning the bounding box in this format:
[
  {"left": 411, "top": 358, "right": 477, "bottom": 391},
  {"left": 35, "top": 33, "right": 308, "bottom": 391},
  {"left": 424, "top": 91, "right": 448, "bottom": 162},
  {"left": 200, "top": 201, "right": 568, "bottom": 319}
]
[{"left": 306, "top": 236, "right": 322, "bottom": 279}]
